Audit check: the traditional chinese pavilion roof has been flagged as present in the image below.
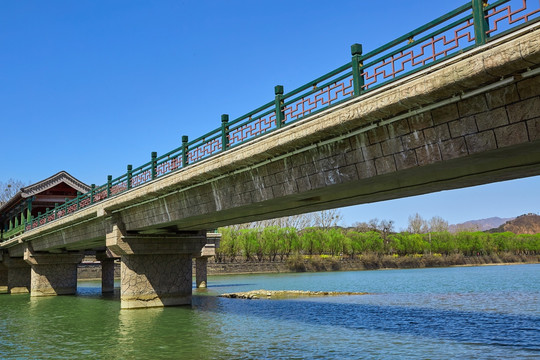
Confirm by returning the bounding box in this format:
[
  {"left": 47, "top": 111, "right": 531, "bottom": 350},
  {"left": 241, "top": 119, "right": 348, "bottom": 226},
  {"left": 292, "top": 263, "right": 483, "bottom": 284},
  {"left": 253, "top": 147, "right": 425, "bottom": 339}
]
[{"left": 0, "top": 171, "right": 90, "bottom": 216}]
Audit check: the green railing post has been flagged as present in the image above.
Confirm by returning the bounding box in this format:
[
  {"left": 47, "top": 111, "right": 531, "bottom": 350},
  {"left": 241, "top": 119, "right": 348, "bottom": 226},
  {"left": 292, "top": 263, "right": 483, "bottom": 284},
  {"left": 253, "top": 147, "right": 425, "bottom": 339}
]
[
  {"left": 274, "top": 85, "right": 284, "bottom": 129},
  {"left": 54, "top": 203, "right": 58, "bottom": 220},
  {"left": 351, "top": 43, "right": 364, "bottom": 96},
  {"left": 64, "top": 198, "right": 69, "bottom": 215},
  {"left": 472, "top": 0, "right": 489, "bottom": 45},
  {"left": 76, "top": 191, "right": 81, "bottom": 210},
  {"left": 182, "top": 136, "right": 189, "bottom": 166},
  {"left": 90, "top": 184, "right": 96, "bottom": 204},
  {"left": 221, "top": 114, "right": 229, "bottom": 151},
  {"left": 151, "top": 151, "right": 157, "bottom": 180},
  {"left": 127, "top": 165, "right": 133, "bottom": 190},
  {"left": 107, "top": 175, "right": 112, "bottom": 197}
]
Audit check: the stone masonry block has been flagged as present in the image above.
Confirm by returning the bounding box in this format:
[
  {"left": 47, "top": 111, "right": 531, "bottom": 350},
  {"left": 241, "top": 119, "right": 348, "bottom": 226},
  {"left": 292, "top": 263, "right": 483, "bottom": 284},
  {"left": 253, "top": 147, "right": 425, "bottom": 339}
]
[
  {"left": 367, "top": 126, "right": 389, "bottom": 145},
  {"left": 449, "top": 116, "right": 477, "bottom": 138},
  {"left": 362, "top": 143, "right": 383, "bottom": 161},
  {"left": 375, "top": 155, "right": 396, "bottom": 175},
  {"left": 408, "top": 112, "right": 434, "bottom": 131},
  {"left": 440, "top": 138, "right": 469, "bottom": 160},
  {"left": 344, "top": 149, "right": 364, "bottom": 165},
  {"left": 507, "top": 96, "right": 540, "bottom": 123},
  {"left": 356, "top": 160, "right": 377, "bottom": 179},
  {"left": 415, "top": 144, "right": 442, "bottom": 166},
  {"left": 423, "top": 124, "right": 451, "bottom": 144},
  {"left": 387, "top": 119, "right": 410, "bottom": 139},
  {"left": 402, "top": 131, "right": 425, "bottom": 150},
  {"left": 485, "top": 83, "right": 520, "bottom": 109},
  {"left": 465, "top": 131, "right": 497, "bottom": 154},
  {"left": 431, "top": 103, "right": 460, "bottom": 125},
  {"left": 308, "top": 173, "right": 326, "bottom": 190},
  {"left": 517, "top": 76, "right": 540, "bottom": 100},
  {"left": 296, "top": 176, "right": 312, "bottom": 193},
  {"left": 381, "top": 138, "right": 404, "bottom": 156},
  {"left": 494, "top": 123, "right": 529, "bottom": 148},
  {"left": 475, "top": 107, "right": 509, "bottom": 131},
  {"left": 394, "top": 150, "right": 418, "bottom": 170},
  {"left": 458, "top": 94, "right": 489, "bottom": 117},
  {"left": 527, "top": 117, "right": 540, "bottom": 141}
]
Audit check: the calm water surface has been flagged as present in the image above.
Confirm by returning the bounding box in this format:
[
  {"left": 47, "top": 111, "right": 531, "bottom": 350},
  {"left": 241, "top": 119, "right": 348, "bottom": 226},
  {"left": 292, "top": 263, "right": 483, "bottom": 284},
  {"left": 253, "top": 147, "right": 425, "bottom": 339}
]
[{"left": 1, "top": 264, "right": 539, "bottom": 359}]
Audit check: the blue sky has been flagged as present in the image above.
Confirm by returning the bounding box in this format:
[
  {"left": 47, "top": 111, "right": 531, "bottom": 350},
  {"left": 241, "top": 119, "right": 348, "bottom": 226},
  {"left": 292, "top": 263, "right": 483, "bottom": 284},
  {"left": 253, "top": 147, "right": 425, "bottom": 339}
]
[{"left": 1, "top": 0, "right": 538, "bottom": 230}]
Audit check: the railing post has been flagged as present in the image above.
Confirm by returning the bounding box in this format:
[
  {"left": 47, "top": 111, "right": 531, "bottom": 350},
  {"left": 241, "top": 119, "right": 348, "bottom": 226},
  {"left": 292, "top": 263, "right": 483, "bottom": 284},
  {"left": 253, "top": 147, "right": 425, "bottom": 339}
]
[
  {"left": 90, "top": 184, "right": 96, "bottom": 204},
  {"left": 182, "top": 135, "right": 189, "bottom": 167},
  {"left": 76, "top": 191, "right": 81, "bottom": 210},
  {"left": 64, "top": 198, "right": 69, "bottom": 215},
  {"left": 221, "top": 114, "right": 229, "bottom": 151},
  {"left": 472, "top": 0, "right": 489, "bottom": 45},
  {"left": 351, "top": 43, "right": 364, "bottom": 96},
  {"left": 107, "top": 175, "right": 112, "bottom": 197},
  {"left": 127, "top": 165, "right": 133, "bottom": 190},
  {"left": 54, "top": 203, "right": 58, "bottom": 220},
  {"left": 151, "top": 151, "right": 157, "bottom": 180},
  {"left": 274, "top": 85, "right": 284, "bottom": 129}
]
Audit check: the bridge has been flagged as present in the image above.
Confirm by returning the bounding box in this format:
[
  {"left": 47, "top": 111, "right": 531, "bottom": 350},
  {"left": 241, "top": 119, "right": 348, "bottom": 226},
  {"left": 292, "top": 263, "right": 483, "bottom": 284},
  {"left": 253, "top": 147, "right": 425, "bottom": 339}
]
[{"left": 1, "top": 0, "right": 540, "bottom": 308}]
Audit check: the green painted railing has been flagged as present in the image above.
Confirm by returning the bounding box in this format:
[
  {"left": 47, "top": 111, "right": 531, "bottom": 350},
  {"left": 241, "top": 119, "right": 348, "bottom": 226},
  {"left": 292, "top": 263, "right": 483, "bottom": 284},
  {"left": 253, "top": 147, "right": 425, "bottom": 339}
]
[
  {"left": 1, "top": 0, "right": 537, "bottom": 241},
  {"left": 2, "top": 224, "right": 25, "bottom": 240}
]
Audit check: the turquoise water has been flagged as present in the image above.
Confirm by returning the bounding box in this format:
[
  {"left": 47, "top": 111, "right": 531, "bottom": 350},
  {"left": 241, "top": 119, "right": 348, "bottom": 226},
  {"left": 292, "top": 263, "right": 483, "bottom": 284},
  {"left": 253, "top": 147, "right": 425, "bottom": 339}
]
[{"left": 1, "top": 264, "right": 539, "bottom": 359}]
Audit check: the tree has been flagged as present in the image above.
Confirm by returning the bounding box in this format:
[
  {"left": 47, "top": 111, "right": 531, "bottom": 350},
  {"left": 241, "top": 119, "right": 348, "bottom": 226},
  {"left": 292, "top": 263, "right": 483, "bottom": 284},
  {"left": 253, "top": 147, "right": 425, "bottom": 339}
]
[
  {"left": 408, "top": 213, "right": 428, "bottom": 234},
  {"left": 0, "top": 179, "right": 26, "bottom": 203},
  {"left": 311, "top": 209, "right": 343, "bottom": 230},
  {"left": 428, "top": 216, "right": 449, "bottom": 232}
]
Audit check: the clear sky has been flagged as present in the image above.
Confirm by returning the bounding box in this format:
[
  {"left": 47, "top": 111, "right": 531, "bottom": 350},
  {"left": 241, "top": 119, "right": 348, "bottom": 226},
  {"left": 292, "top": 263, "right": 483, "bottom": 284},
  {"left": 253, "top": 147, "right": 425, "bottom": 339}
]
[{"left": 1, "top": 0, "right": 538, "bottom": 230}]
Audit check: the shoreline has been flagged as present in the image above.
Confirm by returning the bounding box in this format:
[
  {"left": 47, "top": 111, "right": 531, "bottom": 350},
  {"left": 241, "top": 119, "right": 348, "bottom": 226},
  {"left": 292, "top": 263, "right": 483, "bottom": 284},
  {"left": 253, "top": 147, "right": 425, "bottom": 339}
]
[{"left": 77, "top": 254, "right": 539, "bottom": 280}]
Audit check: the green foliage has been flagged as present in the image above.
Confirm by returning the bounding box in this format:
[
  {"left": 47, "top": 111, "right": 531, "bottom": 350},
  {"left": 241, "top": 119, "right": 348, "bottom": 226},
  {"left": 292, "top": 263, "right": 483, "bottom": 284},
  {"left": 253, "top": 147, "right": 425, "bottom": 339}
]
[{"left": 217, "top": 225, "right": 540, "bottom": 262}]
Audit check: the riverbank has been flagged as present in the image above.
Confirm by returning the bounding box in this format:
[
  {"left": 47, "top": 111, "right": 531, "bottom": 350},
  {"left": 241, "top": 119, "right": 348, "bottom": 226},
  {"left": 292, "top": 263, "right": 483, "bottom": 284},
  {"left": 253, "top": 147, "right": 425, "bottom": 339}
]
[
  {"left": 77, "top": 253, "right": 540, "bottom": 279},
  {"left": 207, "top": 253, "right": 540, "bottom": 275}
]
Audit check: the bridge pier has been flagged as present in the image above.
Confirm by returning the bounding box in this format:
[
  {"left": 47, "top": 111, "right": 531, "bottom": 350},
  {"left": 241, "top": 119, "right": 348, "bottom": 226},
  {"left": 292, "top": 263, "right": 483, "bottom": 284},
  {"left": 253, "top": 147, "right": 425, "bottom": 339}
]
[
  {"left": 0, "top": 262, "right": 7, "bottom": 294},
  {"left": 3, "top": 256, "right": 31, "bottom": 294},
  {"left": 195, "top": 232, "right": 220, "bottom": 289},
  {"left": 24, "top": 247, "right": 84, "bottom": 296},
  {"left": 195, "top": 257, "right": 208, "bottom": 288},
  {"left": 106, "top": 224, "right": 208, "bottom": 309},
  {"left": 96, "top": 251, "right": 117, "bottom": 293}
]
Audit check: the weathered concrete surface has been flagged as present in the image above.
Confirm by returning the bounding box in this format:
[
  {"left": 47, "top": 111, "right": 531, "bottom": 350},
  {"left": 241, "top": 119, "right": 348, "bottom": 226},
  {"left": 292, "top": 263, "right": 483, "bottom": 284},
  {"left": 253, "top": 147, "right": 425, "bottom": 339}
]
[
  {"left": 24, "top": 247, "right": 84, "bottom": 296},
  {"left": 195, "top": 257, "right": 208, "bottom": 288},
  {"left": 107, "top": 225, "right": 206, "bottom": 308},
  {"left": 0, "top": 262, "right": 7, "bottom": 293},
  {"left": 3, "top": 257, "right": 30, "bottom": 294},
  {"left": 120, "top": 254, "right": 192, "bottom": 309},
  {"left": 96, "top": 252, "right": 116, "bottom": 293},
  {"left": 0, "top": 22, "right": 539, "bottom": 254}
]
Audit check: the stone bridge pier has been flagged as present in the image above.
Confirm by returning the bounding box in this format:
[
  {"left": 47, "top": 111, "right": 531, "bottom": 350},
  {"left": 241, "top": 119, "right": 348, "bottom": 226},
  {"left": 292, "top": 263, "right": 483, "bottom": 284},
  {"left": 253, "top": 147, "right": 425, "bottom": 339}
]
[
  {"left": 23, "top": 246, "right": 84, "bottom": 296},
  {"left": 2, "top": 255, "right": 30, "bottom": 294},
  {"left": 106, "top": 224, "right": 211, "bottom": 309}
]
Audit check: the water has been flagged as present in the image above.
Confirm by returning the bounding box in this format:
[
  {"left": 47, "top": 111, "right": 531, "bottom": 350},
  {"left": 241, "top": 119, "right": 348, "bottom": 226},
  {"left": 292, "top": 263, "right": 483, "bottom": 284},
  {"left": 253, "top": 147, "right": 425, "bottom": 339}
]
[{"left": 1, "top": 264, "right": 539, "bottom": 359}]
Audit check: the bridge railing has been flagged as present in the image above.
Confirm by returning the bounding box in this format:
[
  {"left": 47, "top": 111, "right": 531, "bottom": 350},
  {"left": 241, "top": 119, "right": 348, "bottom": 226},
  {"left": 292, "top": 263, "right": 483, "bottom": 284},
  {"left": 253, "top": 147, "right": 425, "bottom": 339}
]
[{"left": 6, "top": 0, "right": 539, "bottom": 240}]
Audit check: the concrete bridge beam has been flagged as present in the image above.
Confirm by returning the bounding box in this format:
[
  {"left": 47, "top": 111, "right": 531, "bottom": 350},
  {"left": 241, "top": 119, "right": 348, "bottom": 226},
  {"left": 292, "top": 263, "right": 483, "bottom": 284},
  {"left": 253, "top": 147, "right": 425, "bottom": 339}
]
[
  {"left": 106, "top": 224, "right": 207, "bottom": 309},
  {"left": 3, "top": 256, "right": 31, "bottom": 294},
  {"left": 24, "top": 247, "right": 84, "bottom": 296}
]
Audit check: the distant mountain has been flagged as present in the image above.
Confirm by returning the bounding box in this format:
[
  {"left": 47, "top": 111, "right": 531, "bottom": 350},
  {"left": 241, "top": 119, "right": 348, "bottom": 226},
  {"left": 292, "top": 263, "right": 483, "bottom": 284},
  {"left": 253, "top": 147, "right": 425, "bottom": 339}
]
[
  {"left": 449, "top": 217, "right": 514, "bottom": 232},
  {"left": 487, "top": 213, "right": 540, "bottom": 234}
]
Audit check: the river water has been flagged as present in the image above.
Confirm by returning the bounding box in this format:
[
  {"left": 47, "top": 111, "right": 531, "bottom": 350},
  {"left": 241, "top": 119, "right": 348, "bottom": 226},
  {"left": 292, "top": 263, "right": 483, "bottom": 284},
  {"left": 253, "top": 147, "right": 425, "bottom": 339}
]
[{"left": 1, "top": 264, "right": 539, "bottom": 359}]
